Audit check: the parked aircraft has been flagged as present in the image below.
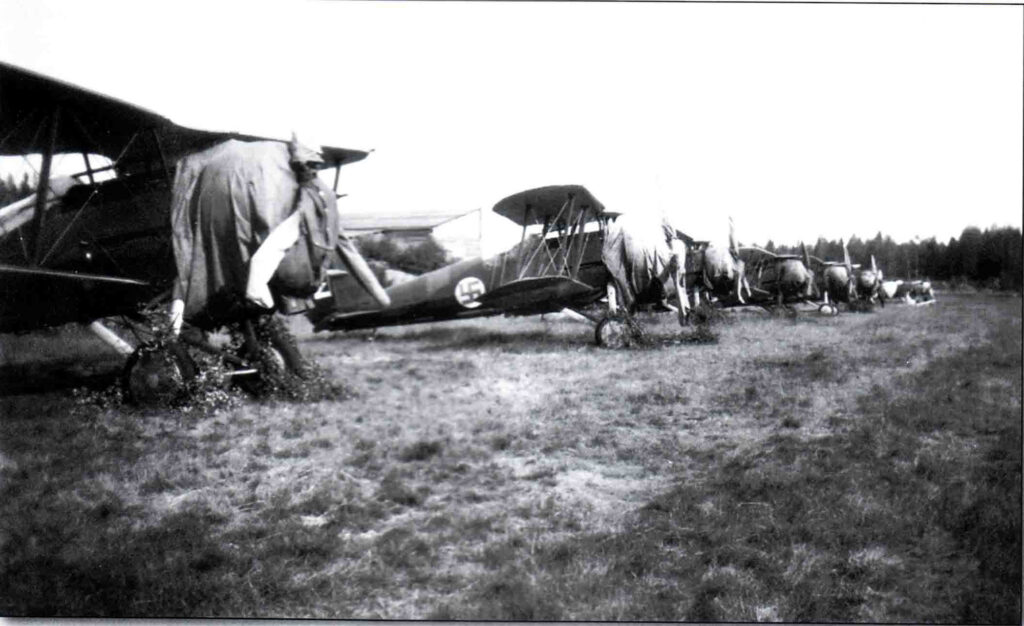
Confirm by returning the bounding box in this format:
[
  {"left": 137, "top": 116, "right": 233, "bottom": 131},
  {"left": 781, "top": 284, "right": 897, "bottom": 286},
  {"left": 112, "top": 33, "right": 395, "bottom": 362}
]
[
  {"left": 737, "top": 243, "right": 821, "bottom": 313},
  {"left": 854, "top": 256, "right": 885, "bottom": 306},
  {"left": 602, "top": 209, "right": 691, "bottom": 329},
  {"left": 0, "top": 61, "right": 387, "bottom": 402},
  {"left": 684, "top": 218, "right": 751, "bottom": 308},
  {"left": 310, "top": 185, "right": 619, "bottom": 335},
  {"left": 894, "top": 279, "right": 935, "bottom": 304},
  {"left": 808, "top": 239, "right": 858, "bottom": 313}
]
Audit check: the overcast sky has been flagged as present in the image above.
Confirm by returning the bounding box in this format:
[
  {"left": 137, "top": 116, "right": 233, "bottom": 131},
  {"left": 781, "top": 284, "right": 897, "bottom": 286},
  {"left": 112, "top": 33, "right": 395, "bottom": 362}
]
[{"left": 2, "top": 0, "right": 1021, "bottom": 254}]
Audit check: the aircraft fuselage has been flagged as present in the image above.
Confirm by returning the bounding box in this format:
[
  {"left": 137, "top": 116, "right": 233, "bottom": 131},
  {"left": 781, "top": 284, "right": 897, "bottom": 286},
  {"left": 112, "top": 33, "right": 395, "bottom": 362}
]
[{"left": 312, "top": 233, "right": 610, "bottom": 331}]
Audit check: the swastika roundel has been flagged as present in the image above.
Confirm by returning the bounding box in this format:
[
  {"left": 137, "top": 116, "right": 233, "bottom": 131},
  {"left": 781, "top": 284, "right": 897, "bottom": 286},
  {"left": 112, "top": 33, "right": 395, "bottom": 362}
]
[{"left": 455, "top": 277, "right": 486, "bottom": 308}]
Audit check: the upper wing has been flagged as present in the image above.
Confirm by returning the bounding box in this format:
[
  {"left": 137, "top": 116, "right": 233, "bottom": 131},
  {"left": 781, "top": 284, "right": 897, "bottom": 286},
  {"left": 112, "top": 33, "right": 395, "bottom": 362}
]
[
  {"left": 0, "top": 61, "right": 175, "bottom": 159},
  {"left": 738, "top": 246, "right": 807, "bottom": 261},
  {"left": 492, "top": 185, "right": 606, "bottom": 226},
  {"left": 0, "top": 61, "right": 368, "bottom": 168}
]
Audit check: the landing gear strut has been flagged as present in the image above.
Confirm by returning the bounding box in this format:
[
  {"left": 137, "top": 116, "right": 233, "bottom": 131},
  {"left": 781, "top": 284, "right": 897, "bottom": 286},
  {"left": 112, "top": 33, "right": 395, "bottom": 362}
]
[{"left": 120, "top": 314, "right": 310, "bottom": 405}]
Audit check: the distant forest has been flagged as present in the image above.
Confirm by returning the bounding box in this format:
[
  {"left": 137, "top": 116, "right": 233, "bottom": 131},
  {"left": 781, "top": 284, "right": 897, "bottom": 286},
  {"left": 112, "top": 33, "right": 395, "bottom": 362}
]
[
  {"left": 0, "top": 173, "right": 35, "bottom": 207},
  {"left": 769, "top": 227, "right": 1023, "bottom": 292},
  {"left": 2, "top": 174, "right": 1021, "bottom": 291}
]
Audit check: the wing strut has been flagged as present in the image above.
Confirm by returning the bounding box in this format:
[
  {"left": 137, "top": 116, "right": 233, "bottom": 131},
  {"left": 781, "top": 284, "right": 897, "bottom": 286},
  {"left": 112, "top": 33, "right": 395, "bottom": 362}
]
[
  {"left": 37, "top": 129, "right": 143, "bottom": 268},
  {"left": 150, "top": 128, "right": 172, "bottom": 185},
  {"left": 515, "top": 205, "right": 531, "bottom": 277},
  {"left": 81, "top": 152, "right": 96, "bottom": 185},
  {"left": 29, "top": 107, "right": 60, "bottom": 265}
]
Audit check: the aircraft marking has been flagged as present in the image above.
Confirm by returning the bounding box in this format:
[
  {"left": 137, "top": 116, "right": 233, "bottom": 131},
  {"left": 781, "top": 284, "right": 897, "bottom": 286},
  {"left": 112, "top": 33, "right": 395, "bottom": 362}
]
[{"left": 455, "top": 276, "right": 486, "bottom": 308}]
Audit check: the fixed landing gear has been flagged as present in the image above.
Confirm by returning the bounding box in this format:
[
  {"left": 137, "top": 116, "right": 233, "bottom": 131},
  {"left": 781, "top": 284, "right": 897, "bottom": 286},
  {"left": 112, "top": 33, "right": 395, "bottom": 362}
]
[
  {"left": 595, "top": 316, "right": 632, "bottom": 349},
  {"left": 594, "top": 312, "right": 652, "bottom": 349},
  {"left": 120, "top": 314, "right": 310, "bottom": 405},
  {"left": 122, "top": 341, "right": 197, "bottom": 406},
  {"left": 232, "top": 316, "right": 311, "bottom": 396}
]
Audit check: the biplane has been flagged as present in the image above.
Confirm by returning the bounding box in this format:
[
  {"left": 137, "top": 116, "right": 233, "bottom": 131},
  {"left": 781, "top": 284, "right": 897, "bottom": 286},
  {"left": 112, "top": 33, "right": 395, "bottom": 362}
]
[
  {"left": 680, "top": 218, "right": 751, "bottom": 309},
  {"left": 310, "top": 184, "right": 641, "bottom": 344},
  {"left": 853, "top": 255, "right": 885, "bottom": 306},
  {"left": 808, "top": 240, "right": 859, "bottom": 313},
  {"left": 0, "top": 61, "right": 383, "bottom": 401},
  {"left": 808, "top": 241, "right": 887, "bottom": 311},
  {"left": 734, "top": 243, "right": 826, "bottom": 314}
]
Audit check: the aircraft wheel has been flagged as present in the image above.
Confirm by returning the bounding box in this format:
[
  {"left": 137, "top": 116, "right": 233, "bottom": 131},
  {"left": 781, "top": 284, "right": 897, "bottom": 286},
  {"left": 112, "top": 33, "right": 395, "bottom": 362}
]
[
  {"left": 261, "top": 316, "right": 310, "bottom": 378},
  {"left": 595, "top": 317, "right": 631, "bottom": 349},
  {"left": 123, "top": 342, "right": 196, "bottom": 406},
  {"left": 234, "top": 316, "right": 310, "bottom": 396}
]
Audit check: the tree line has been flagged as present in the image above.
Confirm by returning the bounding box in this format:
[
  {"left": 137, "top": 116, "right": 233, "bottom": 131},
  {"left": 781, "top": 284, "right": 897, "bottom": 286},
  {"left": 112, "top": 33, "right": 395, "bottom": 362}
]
[
  {"left": 0, "top": 173, "right": 36, "bottom": 207},
  {"left": 767, "top": 226, "right": 1023, "bottom": 292}
]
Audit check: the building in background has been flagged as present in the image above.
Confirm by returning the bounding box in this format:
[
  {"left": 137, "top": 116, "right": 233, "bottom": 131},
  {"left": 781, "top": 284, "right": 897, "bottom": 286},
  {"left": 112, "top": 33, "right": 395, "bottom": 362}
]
[{"left": 340, "top": 208, "right": 482, "bottom": 260}]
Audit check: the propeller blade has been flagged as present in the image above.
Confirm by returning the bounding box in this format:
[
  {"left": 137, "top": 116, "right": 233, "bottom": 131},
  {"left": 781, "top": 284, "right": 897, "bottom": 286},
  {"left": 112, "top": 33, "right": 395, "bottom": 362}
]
[
  {"left": 842, "top": 239, "right": 855, "bottom": 298},
  {"left": 871, "top": 254, "right": 878, "bottom": 275},
  {"left": 729, "top": 216, "right": 739, "bottom": 258},
  {"left": 801, "top": 242, "right": 815, "bottom": 297}
]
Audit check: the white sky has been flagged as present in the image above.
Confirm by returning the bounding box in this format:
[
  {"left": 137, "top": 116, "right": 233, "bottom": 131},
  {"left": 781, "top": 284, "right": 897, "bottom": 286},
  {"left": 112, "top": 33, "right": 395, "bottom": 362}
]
[{"left": 2, "top": 0, "right": 1021, "bottom": 255}]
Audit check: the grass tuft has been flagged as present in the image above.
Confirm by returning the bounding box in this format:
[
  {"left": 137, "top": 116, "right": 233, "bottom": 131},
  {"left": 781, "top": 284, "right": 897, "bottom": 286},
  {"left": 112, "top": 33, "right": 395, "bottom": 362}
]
[
  {"left": 398, "top": 440, "right": 444, "bottom": 462},
  {"left": 376, "top": 470, "right": 426, "bottom": 507}
]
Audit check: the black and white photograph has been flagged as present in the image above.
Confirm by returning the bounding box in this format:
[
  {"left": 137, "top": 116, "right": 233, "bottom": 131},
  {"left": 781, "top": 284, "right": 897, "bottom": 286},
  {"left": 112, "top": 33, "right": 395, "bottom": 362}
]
[{"left": 0, "top": 0, "right": 1021, "bottom": 620}]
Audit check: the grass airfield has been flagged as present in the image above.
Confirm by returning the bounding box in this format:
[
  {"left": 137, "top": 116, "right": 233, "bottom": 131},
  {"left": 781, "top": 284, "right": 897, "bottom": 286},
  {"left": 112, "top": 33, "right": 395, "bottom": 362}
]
[{"left": 0, "top": 293, "right": 1020, "bottom": 621}]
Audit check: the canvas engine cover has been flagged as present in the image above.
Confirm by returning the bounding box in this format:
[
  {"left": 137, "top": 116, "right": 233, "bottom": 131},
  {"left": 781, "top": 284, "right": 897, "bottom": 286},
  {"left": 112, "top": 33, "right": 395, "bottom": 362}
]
[{"left": 170, "top": 140, "right": 337, "bottom": 327}]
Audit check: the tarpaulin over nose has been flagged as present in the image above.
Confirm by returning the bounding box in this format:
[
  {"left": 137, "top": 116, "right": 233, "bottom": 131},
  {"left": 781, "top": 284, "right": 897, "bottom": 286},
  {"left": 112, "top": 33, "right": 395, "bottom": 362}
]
[{"left": 169, "top": 139, "right": 340, "bottom": 328}]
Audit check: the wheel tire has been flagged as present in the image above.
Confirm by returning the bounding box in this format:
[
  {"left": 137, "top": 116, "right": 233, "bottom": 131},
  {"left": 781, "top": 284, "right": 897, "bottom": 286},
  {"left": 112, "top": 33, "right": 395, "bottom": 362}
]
[
  {"left": 595, "top": 317, "right": 631, "bottom": 349},
  {"left": 234, "top": 345, "right": 287, "bottom": 397},
  {"left": 262, "top": 316, "right": 310, "bottom": 378},
  {"left": 234, "top": 316, "right": 310, "bottom": 396},
  {"left": 123, "top": 342, "right": 196, "bottom": 406}
]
